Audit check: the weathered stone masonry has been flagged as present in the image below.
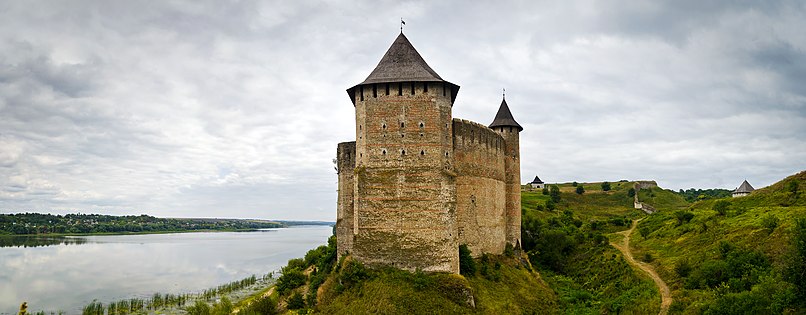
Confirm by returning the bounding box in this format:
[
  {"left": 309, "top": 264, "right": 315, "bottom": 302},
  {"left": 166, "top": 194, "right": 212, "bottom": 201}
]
[{"left": 336, "top": 33, "right": 523, "bottom": 273}]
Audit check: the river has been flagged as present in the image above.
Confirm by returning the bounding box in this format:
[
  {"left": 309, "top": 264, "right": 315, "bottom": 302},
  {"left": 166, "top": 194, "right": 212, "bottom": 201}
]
[{"left": 0, "top": 225, "right": 333, "bottom": 314}]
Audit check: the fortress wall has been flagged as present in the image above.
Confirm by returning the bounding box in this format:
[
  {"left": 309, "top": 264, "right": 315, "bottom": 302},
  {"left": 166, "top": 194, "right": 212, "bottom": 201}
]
[
  {"left": 336, "top": 141, "right": 356, "bottom": 259},
  {"left": 452, "top": 119, "right": 507, "bottom": 256},
  {"left": 351, "top": 82, "right": 458, "bottom": 273}
]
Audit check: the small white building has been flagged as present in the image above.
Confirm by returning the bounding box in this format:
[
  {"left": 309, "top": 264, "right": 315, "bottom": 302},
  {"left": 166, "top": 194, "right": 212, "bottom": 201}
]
[
  {"left": 732, "top": 180, "right": 755, "bottom": 198},
  {"left": 529, "top": 175, "right": 545, "bottom": 189}
]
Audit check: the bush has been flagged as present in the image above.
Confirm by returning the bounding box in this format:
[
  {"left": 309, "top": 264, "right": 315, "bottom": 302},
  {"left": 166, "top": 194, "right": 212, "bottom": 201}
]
[
  {"left": 287, "top": 292, "right": 305, "bottom": 310},
  {"left": 627, "top": 188, "right": 636, "bottom": 198},
  {"left": 675, "top": 259, "right": 692, "bottom": 277},
  {"left": 713, "top": 200, "right": 730, "bottom": 216},
  {"left": 572, "top": 181, "right": 578, "bottom": 187},
  {"left": 788, "top": 218, "right": 806, "bottom": 304},
  {"left": 601, "top": 182, "right": 611, "bottom": 191},
  {"left": 550, "top": 185, "right": 561, "bottom": 203},
  {"left": 339, "top": 259, "right": 369, "bottom": 288},
  {"left": 241, "top": 296, "right": 277, "bottom": 315},
  {"left": 642, "top": 253, "right": 654, "bottom": 262},
  {"left": 575, "top": 185, "right": 585, "bottom": 195},
  {"left": 185, "top": 300, "right": 211, "bottom": 315},
  {"left": 674, "top": 211, "right": 694, "bottom": 225},
  {"left": 459, "top": 244, "right": 477, "bottom": 275},
  {"left": 542, "top": 187, "right": 549, "bottom": 195},
  {"left": 761, "top": 215, "right": 779, "bottom": 233},
  {"left": 276, "top": 267, "right": 307, "bottom": 295}
]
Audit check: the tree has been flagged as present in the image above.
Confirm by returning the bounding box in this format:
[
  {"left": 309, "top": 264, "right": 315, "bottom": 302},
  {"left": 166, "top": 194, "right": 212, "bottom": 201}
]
[
  {"left": 459, "top": 244, "right": 477, "bottom": 275},
  {"left": 575, "top": 185, "right": 585, "bottom": 195},
  {"left": 541, "top": 187, "right": 549, "bottom": 195},
  {"left": 572, "top": 181, "right": 578, "bottom": 187},
  {"left": 601, "top": 181, "right": 611, "bottom": 191},
  {"left": 628, "top": 188, "right": 636, "bottom": 198},
  {"left": 549, "top": 185, "right": 561, "bottom": 203}
]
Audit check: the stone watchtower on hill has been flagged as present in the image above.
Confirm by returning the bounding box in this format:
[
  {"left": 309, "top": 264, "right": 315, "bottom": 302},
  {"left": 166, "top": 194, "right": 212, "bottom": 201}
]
[{"left": 336, "top": 33, "right": 523, "bottom": 273}]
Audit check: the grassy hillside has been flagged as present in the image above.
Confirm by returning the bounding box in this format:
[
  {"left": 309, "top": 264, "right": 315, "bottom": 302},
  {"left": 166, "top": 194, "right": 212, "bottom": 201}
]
[
  {"left": 631, "top": 171, "right": 806, "bottom": 314},
  {"left": 521, "top": 181, "right": 662, "bottom": 314}
]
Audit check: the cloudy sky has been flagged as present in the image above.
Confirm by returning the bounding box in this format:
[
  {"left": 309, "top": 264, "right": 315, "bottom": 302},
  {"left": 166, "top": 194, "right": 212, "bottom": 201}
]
[{"left": 1, "top": 1, "right": 804, "bottom": 220}]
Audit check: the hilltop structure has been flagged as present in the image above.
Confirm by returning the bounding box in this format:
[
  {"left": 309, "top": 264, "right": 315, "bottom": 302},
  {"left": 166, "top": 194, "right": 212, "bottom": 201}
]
[
  {"left": 335, "top": 33, "right": 523, "bottom": 273},
  {"left": 732, "top": 180, "right": 755, "bottom": 197},
  {"left": 529, "top": 175, "right": 545, "bottom": 189}
]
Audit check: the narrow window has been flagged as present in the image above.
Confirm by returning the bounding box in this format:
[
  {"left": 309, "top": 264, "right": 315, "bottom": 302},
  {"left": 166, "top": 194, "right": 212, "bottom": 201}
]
[
  {"left": 401, "top": 149, "right": 406, "bottom": 156},
  {"left": 382, "top": 149, "right": 387, "bottom": 155},
  {"left": 398, "top": 83, "right": 403, "bottom": 96},
  {"left": 360, "top": 85, "right": 364, "bottom": 101},
  {"left": 401, "top": 134, "right": 405, "bottom": 138},
  {"left": 385, "top": 83, "right": 390, "bottom": 95},
  {"left": 410, "top": 82, "right": 415, "bottom": 95},
  {"left": 420, "top": 150, "right": 425, "bottom": 156},
  {"left": 382, "top": 123, "right": 387, "bottom": 130},
  {"left": 419, "top": 122, "right": 424, "bottom": 128},
  {"left": 509, "top": 127, "right": 513, "bottom": 132},
  {"left": 423, "top": 83, "right": 428, "bottom": 93},
  {"left": 359, "top": 125, "right": 362, "bottom": 130},
  {"left": 401, "top": 122, "right": 405, "bottom": 128},
  {"left": 445, "top": 152, "right": 449, "bottom": 157},
  {"left": 442, "top": 84, "right": 446, "bottom": 96},
  {"left": 372, "top": 84, "right": 377, "bottom": 98}
]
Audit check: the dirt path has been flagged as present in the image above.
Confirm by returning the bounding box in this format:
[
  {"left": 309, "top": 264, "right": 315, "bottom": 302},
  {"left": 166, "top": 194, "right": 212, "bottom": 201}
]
[{"left": 610, "top": 218, "right": 672, "bottom": 315}]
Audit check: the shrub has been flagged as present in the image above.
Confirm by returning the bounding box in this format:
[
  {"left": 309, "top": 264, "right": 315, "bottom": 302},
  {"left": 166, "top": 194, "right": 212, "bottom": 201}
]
[
  {"left": 712, "top": 200, "right": 730, "bottom": 216},
  {"left": 504, "top": 242, "right": 515, "bottom": 257},
  {"left": 241, "top": 295, "right": 277, "bottom": 315},
  {"left": 287, "top": 292, "right": 304, "bottom": 310},
  {"left": 339, "top": 259, "right": 369, "bottom": 288},
  {"left": 674, "top": 211, "right": 694, "bottom": 225},
  {"left": 675, "top": 259, "right": 692, "bottom": 277},
  {"left": 761, "top": 215, "right": 779, "bottom": 233},
  {"left": 575, "top": 185, "right": 585, "bottom": 195},
  {"left": 718, "top": 241, "right": 735, "bottom": 259},
  {"left": 276, "top": 267, "right": 307, "bottom": 295},
  {"left": 627, "top": 188, "right": 636, "bottom": 198},
  {"left": 542, "top": 187, "right": 549, "bottom": 195},
  {"left": 601, "top": 182, "right": 611, "bottom": 191},
  {"left": 185, "top": 300, "right": 211, "bottom": 315},
  {"left": 550, "top": 185, "right": 561, "bottom": 203},
  {"left": 459, "top": 244, "right": 477, "bottom": 275},
  {"left": 572, "top": 181, "right": 578, "bottom": 187},
  {"left": 642, "top": 253, "right": 654, "bottom": 262},
  {"left": 788, "top": 218, "right": 806, "bottom": 303}
]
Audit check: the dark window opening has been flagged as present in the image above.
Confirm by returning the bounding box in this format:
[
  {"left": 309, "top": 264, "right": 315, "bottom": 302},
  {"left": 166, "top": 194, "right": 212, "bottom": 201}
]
[
  {"left": 420, "top": 150, "right": 425, "bottom": 156},
  {"left": 401, "top": 134, "right": 405, "bottom": 138},
  {"left": 401, "top": 122, "right": 405, "bottom": 128},
  {"left": 401, "top": 149, "right": 406, "bottom": 156},
  {"left": 420, "top": 133, "right": 424, "bottom": 137},
  {"left": 419, "top": 122, "right": 424, "bottom": 128},
  {"left": 398, "top": 83, "right": 403, "bottom": 96},
  {"left": 382, "top": 149, "right": 387, "bottom": 155},
  {"left": 359, "top": 86, "right": 364, "bottom": 101},
  {"left": 372, "top": 84, "right": 377, "bottom": 98},
  {"left": 445, "top": 152, "right": 449, "bottom": 157},
  {"left": 410, "top": 82, "right": 415, "bottom": 95},
  {"left": 509, "top": 127, "right": 513, "bottom": 132},
  {"left": 382, "top": 123, "right": 387, "bottom": 129},
  {"left": 385, "top": 84, "right": 390, "bottom": 95},
  {"left": 359, "top": 125, "right": 362, "bottom": 130},
  {"left": 442, "top": 84, "right": 446, "bottom": 96},
  {"left": 424, "top": 83, "right": 428, "bottom": 93}
]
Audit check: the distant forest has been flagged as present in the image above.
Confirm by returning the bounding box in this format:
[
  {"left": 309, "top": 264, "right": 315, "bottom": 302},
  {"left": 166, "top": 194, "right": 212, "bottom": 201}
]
[
  {"left": 0, "top": 213, "right": 285, "bottom": 235},
  {"left": 675, "top": 188, "right": 732, "bottom": 202}
]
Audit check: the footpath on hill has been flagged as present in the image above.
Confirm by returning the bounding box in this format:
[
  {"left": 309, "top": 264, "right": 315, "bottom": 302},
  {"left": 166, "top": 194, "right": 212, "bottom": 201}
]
[{"left": 610, "top": 218, "right": 672, "bottom": 315}]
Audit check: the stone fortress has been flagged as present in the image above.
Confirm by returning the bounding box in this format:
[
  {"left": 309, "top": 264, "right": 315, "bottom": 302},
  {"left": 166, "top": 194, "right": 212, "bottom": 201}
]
[{"left": 336, "top": 33, "right": 523, "bottom": 274}]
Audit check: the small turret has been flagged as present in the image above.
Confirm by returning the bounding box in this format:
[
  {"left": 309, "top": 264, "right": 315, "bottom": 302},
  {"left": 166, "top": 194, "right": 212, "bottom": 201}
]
[{"left": 490, "top": 95, "right": 523, "bottom": 248}]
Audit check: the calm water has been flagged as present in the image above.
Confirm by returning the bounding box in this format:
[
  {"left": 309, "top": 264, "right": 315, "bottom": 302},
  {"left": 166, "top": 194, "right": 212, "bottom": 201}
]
[{"left": 0, "top": 225, "right": 333, "bottom": 314}]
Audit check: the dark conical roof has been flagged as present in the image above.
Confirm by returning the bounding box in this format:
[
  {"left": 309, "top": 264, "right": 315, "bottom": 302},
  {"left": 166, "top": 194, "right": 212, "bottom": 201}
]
[
  {"left": 347, "top": 33, "right": 459, "bottom": 104},
  {"left": 531, "top": 176, "right": 543, "bottom": 184},
  {"left": 489, "top": 98, "right": 523, "bottom": 131},
  {"left": 734, "top": 180, "right": 755, "bottom": 193}
]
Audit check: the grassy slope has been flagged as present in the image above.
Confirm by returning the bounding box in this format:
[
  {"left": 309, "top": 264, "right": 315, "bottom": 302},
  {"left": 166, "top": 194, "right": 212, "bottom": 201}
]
[
  {"left": 631, "top": 171, "right": 806, "bottom": 314},
  {"left": 316, "top": 256, "right": 559, "bottom": 314},
  {"left": 521, "top": 181, "right": 662, "bottom": 314}
]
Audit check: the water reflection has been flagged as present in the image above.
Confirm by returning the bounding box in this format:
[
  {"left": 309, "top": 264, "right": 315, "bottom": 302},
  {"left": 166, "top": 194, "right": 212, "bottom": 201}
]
[
  {"left": 0, "top": 236, "right": 88, "bottom": 248},
  {"left": 0, "top": 225, "right": 332, "bottom": 314}
]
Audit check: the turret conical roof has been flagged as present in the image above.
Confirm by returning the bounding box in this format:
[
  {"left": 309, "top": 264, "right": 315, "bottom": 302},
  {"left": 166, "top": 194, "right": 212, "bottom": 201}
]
[
  {"left": 347, "top": 33, "right": 459, "bottom": 104},
  {"left": 489, "top": 98, "right": 523, "bottom": 131},
  {"left": 531, "top": 176, "right": 543, "bottom": 184},
  {"left": 734, "top": 180, "right": 755, "bottom": 193}
]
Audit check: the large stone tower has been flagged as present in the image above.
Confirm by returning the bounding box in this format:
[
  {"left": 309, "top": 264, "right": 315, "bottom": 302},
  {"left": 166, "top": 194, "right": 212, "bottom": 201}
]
[
  {"left": 336, "top": 33, "right": 524, "bottom": 274},
  {"left": 489, "top": 97, "right": 523, "bottom": 248},
  {"left": 343, "top": 33, "right": 461, "bottom": 273}
]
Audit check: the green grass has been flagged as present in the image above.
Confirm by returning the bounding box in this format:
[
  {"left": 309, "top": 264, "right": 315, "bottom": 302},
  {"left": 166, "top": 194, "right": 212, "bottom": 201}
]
[
  {"left": 631, "top": 171, "right": 806, "bottom": 314},
  {"left": 316, "top": 256, "right": 559, "bottom": 314}
]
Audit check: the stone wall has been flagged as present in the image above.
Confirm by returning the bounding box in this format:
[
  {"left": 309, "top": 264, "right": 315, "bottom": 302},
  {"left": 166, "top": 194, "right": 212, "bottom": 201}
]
[
  {"left": 349, "top": 82, "right": 459, "bottom": 273},
  {"left": 452, "top": 119, "right": 507, "bottom": 256},
  {"left": 336, "top": 141, "right": 356, "bottom": 259}
]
